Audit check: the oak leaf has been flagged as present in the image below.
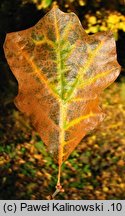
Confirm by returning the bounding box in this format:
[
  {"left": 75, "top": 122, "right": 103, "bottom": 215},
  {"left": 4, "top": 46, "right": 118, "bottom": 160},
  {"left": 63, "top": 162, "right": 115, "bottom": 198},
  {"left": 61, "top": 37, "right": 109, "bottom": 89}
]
[{"left": 4, "top": 7, "right": 121, "bottom": 191}]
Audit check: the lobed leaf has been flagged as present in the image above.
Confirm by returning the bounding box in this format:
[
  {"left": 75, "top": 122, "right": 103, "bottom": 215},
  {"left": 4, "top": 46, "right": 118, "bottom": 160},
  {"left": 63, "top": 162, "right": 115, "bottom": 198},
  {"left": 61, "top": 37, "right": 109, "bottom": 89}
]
[{"left": 4, "top": 7, "right": 121, "bottom": 186}]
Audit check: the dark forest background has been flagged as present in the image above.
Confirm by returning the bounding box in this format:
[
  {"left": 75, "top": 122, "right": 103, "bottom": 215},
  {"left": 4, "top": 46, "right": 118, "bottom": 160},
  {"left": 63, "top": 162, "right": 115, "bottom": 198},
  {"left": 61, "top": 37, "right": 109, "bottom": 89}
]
[{"left": 0, "top": 0, "right": 125, "bottom": 200}]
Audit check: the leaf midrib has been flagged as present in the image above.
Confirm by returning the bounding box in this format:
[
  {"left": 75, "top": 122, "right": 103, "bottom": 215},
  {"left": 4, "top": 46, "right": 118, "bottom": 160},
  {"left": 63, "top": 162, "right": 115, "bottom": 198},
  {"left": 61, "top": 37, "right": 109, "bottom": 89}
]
[{"left": 54, "top": 9, "right": 67, "bottom": 172}]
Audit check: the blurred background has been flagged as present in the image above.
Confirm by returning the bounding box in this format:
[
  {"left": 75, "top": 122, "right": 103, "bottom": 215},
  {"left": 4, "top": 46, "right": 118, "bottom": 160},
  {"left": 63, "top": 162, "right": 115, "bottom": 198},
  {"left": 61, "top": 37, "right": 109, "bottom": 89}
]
[{"left": 0, "top": 0, "right": 125, "bottom": 200}]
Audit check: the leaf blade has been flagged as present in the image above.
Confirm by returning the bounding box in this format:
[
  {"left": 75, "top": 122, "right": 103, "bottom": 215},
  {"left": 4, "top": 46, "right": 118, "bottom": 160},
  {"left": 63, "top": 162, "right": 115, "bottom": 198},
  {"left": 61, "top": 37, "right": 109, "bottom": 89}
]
[{"left": 4, "top": 7, "right": 121, "bottom": 175}]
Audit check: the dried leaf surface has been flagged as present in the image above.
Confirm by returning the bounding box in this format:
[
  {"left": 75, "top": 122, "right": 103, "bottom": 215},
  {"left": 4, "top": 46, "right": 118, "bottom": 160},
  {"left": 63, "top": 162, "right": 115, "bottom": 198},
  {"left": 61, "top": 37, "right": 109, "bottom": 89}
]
[{"left": 4, "top": 7, "right": 121, "bottom": 173}]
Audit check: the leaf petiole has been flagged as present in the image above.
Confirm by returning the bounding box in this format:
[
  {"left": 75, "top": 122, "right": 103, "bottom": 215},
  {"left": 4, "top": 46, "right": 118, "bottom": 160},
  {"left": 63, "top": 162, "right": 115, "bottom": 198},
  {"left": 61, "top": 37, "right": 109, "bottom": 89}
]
[{"left": 51, "top": 183, "right": 64, "bottom": 199}]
